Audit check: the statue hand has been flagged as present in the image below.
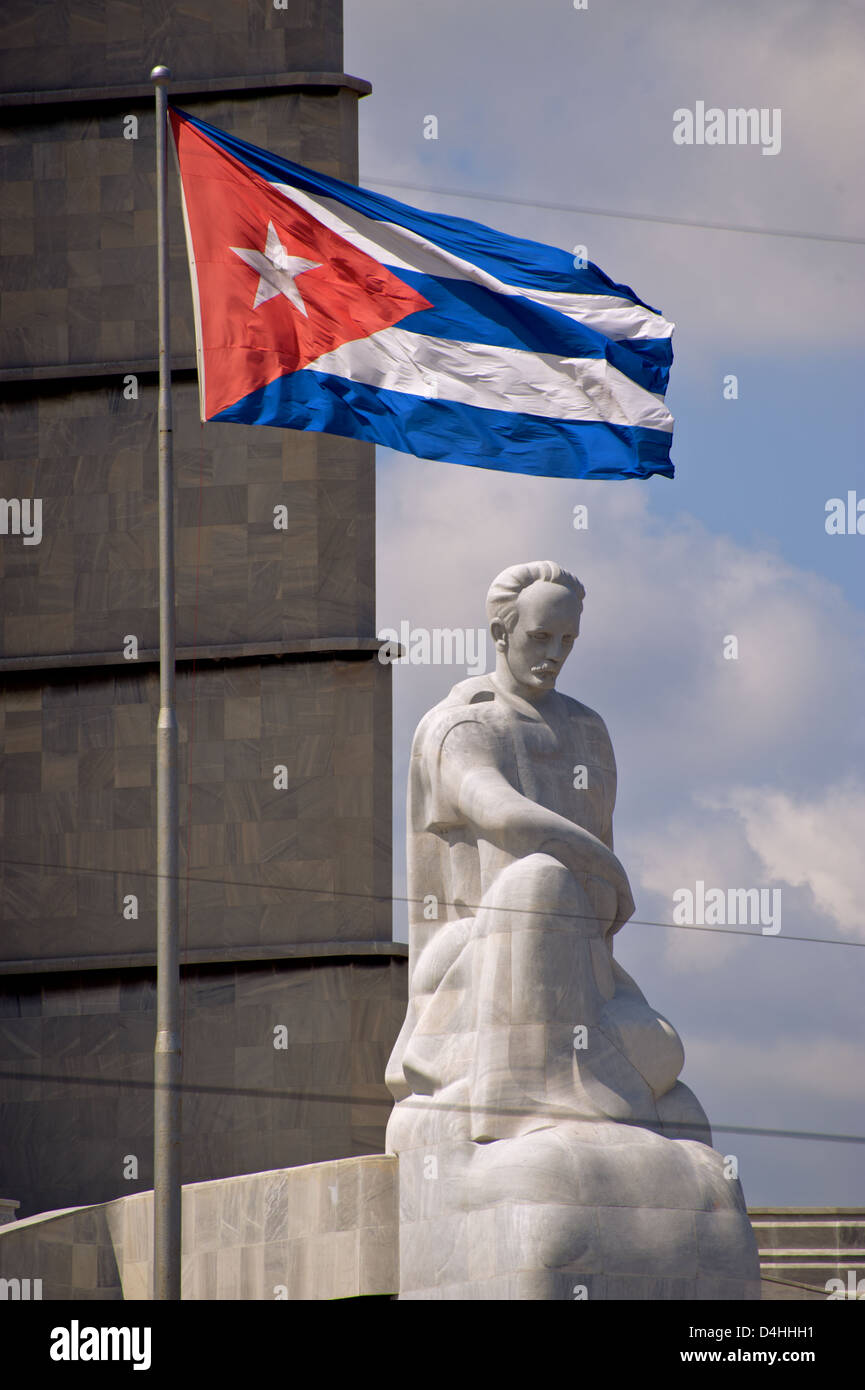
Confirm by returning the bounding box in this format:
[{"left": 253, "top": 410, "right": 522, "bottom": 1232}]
[
  {"left": 611, "top": 876, "right": 635, "bottom": 934},
  {"left": 600, "top": 846, "right": 635, "bottom": 933},
  {"left": 536, "top": 831, "right": 634, "bottom": 933}
]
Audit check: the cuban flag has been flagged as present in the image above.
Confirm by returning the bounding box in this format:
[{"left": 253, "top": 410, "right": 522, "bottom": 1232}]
[{"left": 169, "top": 107, "right": 675, "bottom": 481}]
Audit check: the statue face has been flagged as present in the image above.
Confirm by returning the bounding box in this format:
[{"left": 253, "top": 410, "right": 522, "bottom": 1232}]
[{"left": 500, "top": 581, "right": 582, "bottom": 695}]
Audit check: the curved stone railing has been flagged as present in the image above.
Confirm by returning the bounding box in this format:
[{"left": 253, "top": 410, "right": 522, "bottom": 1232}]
[{"left": 0, "top": 1156, "right": 397, "bottom": 1301}]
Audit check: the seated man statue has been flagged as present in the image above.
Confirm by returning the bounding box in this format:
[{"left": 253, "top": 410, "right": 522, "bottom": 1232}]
[{"left": 385, "top": 560, "right": 760, "bottom": 1300}]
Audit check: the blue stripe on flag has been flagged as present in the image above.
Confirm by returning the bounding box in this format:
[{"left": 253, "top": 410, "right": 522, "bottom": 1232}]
[
  {"left": 172, "top": 107, "right": 662, "bottom": 310},
  {"left": 209, "top": 370, "right": 674, "bottom": 481},
  {"left": 391, "top": 269, "right": 672, "bottom": 394}
]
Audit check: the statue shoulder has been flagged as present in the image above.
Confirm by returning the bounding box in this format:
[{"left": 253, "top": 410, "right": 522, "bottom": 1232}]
[
  {"left": 436, "top": 674, "right": 497, "bottom": 709},
  {"left": 557, "top": 691, "right": 603, "bottom": 723},
  {"left": 416, "top": 675, "right": 497, "bottom": 727},
  {"left": 412, "top": 676, "right": 498, "bottom": 753},
  {"left": 558, "top": 693, "right": 614, "bottom": 742}
]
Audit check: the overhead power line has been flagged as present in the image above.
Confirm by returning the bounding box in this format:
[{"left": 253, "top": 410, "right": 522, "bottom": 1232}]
[
  {"left": 0, "top": 1068, "right": 861, "bottom": 1148},
  {"left": 363, "top": 175, "right": 865, "bottom": 247},
  {"left": 0, "top": 854, "right": 861, "bottom": 950}
]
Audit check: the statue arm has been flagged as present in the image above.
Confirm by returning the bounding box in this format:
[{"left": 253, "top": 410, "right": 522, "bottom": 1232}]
[
  {"left": 595, "top": 715, "right": 616, "bottom": 853},
  {"left": 455, "top": 762, "right": 606, "bottom": 865},
  {"left": 440, "top": 731, "right": 633, "bottom": 929}
]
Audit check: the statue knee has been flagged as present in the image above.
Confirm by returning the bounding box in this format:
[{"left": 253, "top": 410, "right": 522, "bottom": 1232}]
[{"left": 484, "top": 852, "right": 580, "bottom": 922}]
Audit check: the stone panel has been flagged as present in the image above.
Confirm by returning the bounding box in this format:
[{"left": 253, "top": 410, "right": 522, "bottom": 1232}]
[{"left": 0, "top": 957, "right": 407, "bottom": 1219}]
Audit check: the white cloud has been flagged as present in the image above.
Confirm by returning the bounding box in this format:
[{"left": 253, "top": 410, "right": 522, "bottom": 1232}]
[
  {"left": 685, "top": 1035, "right": 865, "bottom": 1110},
  {"left": 713, "top": 782, "right": 865, "bottom": 937},
  {"left": 627, "top": 810, "right": 761, "bottom": 970}
]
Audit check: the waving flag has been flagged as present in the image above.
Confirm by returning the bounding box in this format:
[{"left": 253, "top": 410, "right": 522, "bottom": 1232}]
[{"left": 169, "top": 107, "right": 675, "bottom": 480}]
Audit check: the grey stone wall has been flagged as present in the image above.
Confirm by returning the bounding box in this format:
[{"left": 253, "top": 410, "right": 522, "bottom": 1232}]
[
  {"left": 0, "top": 378, "right": 376, "bottom": 654},
  {"left": 0, "top": 0, "right": 346, "bottom": 94},
  {"left": 0, "top": 654, "right": 393, "bottom": 965}
]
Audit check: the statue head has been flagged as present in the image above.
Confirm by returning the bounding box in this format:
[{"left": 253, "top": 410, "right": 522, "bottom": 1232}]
[{"left": 486, "top": 561, "right": 585, "bottom": 701}]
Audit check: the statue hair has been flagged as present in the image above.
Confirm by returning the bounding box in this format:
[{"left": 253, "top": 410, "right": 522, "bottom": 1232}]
[{"left": 485, "top": 561, "right": 585, "bottom": 633}]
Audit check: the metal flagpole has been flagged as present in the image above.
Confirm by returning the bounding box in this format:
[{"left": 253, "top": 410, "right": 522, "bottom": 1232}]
[{"left": 150, "top": 63, "right": 181, "bottom": 1301}]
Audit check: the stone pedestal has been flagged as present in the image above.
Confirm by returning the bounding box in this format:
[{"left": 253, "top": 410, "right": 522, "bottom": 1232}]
[{"left": 395, "top": 1127, "right": 760, "bottom": 1300}]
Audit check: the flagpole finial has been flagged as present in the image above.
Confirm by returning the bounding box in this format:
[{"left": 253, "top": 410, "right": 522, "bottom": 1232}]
[{"left": 150, "top": 65, "right": 171, "bottom": 83}]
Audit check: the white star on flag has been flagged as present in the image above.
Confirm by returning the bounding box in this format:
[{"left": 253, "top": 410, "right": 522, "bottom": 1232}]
[{"left": 230, "top": 221, "right": 321, "bottom": 314}]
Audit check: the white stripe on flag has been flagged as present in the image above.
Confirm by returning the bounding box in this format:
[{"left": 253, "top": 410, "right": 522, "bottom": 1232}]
[
  {"left": 272, "top": 182, "right": 673, "bottom": 344},
  {"left": 302, "top": 327, "right": 674, "bottom": 431}
]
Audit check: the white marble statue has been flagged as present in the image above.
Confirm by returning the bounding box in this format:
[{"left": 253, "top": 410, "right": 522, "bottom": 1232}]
[{"left": 386, "top": 560, "right": 761, "bottom": 1300}]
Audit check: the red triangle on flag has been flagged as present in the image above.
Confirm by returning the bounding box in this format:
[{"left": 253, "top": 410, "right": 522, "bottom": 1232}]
[{"left": 171, "top": 113, "right": 432, "bottom": 420}]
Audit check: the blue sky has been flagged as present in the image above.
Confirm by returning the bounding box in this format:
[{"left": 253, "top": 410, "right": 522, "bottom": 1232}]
[{"left": 345, "top": 0, "right": 865, "bottom": 1206}]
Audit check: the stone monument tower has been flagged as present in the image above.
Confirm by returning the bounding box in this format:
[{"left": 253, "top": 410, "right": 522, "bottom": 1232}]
[{"left": 0, "top": 0, "right": 406, "bottom": 1219}]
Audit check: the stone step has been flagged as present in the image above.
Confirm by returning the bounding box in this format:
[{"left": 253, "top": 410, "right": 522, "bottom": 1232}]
[
  {"left": 748, "top": 1210, "right": 865, "bottom": 1253},
  {"left": 761, "top": 1255, "right": 865, "bottom": 1262}
]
